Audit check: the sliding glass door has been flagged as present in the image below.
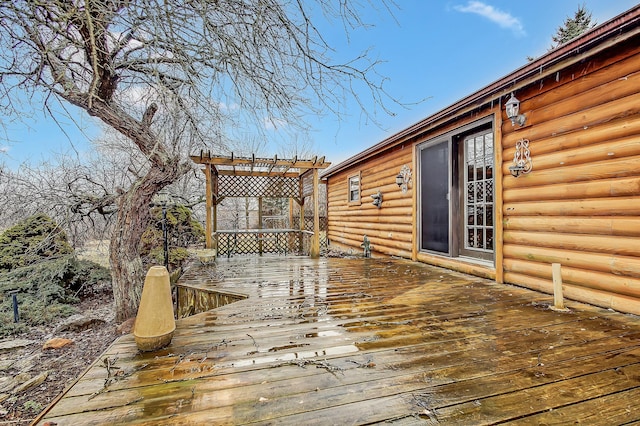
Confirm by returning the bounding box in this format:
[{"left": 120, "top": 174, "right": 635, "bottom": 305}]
[{"left": 419, "top": 119, "right": 494, "bottom": 263}]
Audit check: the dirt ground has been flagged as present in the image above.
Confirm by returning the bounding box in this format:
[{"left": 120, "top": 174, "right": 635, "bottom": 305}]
[{"left": 0, "top": 290, "right": 119, "bottom": 425}]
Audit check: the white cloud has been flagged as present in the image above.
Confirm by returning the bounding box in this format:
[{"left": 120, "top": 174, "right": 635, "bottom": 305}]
[
  {"left": 454, "top": 1, "right": 525, "bottom": 36},
  {"left": 0, "top": 146, "right": 9, "bottom": 154}
]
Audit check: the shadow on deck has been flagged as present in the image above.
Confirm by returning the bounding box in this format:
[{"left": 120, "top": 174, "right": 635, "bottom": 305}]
[{"left": 36, "top": 256, "right": 640, "bottom": 425}]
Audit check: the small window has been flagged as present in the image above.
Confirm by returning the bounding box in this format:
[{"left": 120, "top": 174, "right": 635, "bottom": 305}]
[{"left": 348, "top": 173, "right": 361, "bottom": 204}]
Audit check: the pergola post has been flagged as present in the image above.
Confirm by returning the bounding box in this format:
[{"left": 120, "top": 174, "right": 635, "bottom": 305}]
[
  {"left": 288, "top": 198, "right": 294, "bottom": 229},
  {"left": 310, "top": 168, "right": 320, "bottom": 258},
  {"left": 205, "top": 164, "right": 213, "bottom": 249},
  {"left": 213, "top": 202, "right": 218, "bottom": 251},
  {"left": 298, "top": 189, "right": 304, "bottom": 254},
  {"left": 258, "top": 197, "right": 263, "bottom": 255},
  {"left": 288, "top": 198, "right": 295, "bottom": 253}
]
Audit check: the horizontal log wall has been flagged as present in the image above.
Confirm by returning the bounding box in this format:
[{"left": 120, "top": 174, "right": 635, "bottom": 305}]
[
  {"left": 502, "top": 39, "right": 640, "bottom": 314},
  {"left": 327, "top": 143, "right": 414, "bottom": 256},
  {"left": 326, "top": 34, "right": 640, "bottom": 315},
  {"left": 327, "top": 109, "right": 500, "bottom": 272}
]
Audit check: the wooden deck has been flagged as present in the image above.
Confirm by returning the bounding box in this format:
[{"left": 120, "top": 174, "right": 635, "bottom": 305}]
[{"left": 36, "top": 256, "right": 640, "bottom": 425}]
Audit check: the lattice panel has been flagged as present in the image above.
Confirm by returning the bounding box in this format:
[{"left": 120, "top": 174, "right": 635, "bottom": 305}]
[
  {"left": 217, "top": 231, "right": 308, "bottom": 257},
  {"left": 217, "top": 175, "right": 299, "bottom": 198},
  {"left": 292, "top": 216, "right": 328, "bottom": 249}
]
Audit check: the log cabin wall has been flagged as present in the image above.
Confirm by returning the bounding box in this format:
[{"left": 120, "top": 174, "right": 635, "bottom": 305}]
[
  {"left": 327, "top": 142, "right": 414, "bottom": 258},
  {"left": 501, "top": 35, "right": 640, "bottom": 315},
  {"left": 326, "top": 17, "right": 640, "bottom": 315},
  {"left": 326, "top": 107, "right": 500, "bottom": 270}
]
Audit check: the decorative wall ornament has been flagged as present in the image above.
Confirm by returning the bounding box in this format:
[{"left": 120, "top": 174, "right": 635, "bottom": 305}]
[
  {"left": 395, "top": 165, "right": 412, "bottom": 193},
  {"left": 509, "top": 138, "right": 533, "bottom": 177}
]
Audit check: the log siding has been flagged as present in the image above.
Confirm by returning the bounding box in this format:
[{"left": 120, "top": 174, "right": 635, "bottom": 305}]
[
  {"left": 324, "top": 8, "right": 640, "bottom": 315},
  {"left": 501, "top": 43, "right": 640, "bottom": 315},
  {"left": 327, "top": 142, "right": 414, "bottom": 257}
]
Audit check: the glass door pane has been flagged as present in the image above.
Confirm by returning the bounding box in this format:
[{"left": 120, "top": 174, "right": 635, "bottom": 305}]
[
  {"left": 420, "top": 140, "right": 450, "bottom": 254},
  {"left": 461, "top": 130, "right": 494, "bottom": 258}
]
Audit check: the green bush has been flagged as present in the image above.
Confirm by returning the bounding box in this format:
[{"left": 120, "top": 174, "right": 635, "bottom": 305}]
[
  {"left": 0, "top": 214, "right": 111, "bottom": 337},
  {"left": 141, "top": 204, "right": 204, "bottom": 271},
  {"left": 0, "top": 234, "right": 111, "bottom": 337},
  {"left": 0, "top": 213, "right": 73, "bottom": 271},
  {"left": 148, "top": 246, "right": 190, "bottom": 267}
]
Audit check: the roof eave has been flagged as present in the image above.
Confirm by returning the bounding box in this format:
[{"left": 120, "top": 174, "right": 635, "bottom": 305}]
[{"left": 323, "top": 4, "right": 640, "bottom": 178}]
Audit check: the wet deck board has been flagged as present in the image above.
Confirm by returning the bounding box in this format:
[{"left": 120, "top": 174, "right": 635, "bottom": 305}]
[{"left": 36, "top": 256, "right": 640, "bottom": 425}]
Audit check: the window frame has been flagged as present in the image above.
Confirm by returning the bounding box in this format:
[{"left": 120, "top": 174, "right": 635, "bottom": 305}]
[{"left": 347, "top": 172, "right": 361, "bottom": 205}]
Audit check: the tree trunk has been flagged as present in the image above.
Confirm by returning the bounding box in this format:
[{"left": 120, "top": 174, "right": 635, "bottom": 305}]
[
  {"left": 109, "top": 186, "right": 150, "bottom": 322},
  {"left": 109, "top": 166, "right": 187, "bottom": 322}
]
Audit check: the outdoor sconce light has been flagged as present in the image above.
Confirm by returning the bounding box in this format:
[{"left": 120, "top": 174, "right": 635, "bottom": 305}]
[
  {"left": 371, "top": 190, "right": 383, "bottom": 208},
  {"left": 395, "top": 164, "right": 412, "bottom": 194},
  {"left": 505, "top": 92, "right": 526, "bottom": 127},
  {"left": 509, "top": 138, "right": 533, "bottom": 177}
]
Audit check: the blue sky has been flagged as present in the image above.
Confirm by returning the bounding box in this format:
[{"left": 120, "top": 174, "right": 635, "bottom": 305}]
[{"left": 1, "top": 0, "right": 637, "bottom": 168}]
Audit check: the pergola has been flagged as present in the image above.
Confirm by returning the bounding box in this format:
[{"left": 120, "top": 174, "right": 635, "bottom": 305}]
[{"left": 190, "top": 152, "right": 331, "bottom": 258}]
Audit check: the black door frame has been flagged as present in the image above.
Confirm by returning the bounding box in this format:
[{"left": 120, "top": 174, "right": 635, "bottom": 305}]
[{"left": 417, "top": 116, "right": 495, "bottom": 263}]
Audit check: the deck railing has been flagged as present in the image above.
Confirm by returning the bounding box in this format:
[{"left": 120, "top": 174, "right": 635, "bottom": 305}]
[{"left": 214, "top": 229, "right": 314, "bottom": 257}]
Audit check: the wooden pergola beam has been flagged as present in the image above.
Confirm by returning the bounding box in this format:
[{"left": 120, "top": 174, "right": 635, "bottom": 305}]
[
  {"left": 190, "top": 155, "right": 331, "bottom": 170},
  {"left": 216, "top": 170, "right": 301, "bottom": 178}
]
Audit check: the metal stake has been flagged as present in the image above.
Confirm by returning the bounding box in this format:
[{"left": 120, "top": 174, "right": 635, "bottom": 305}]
[
  {"left": 162, "top": 205, "right": 169, "bottom": 270},
  {"left": 9, "top": 290, "right": 19, "bottom": 323}
]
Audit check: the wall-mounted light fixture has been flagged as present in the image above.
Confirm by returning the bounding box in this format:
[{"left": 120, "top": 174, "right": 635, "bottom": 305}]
[
  {"left": 371, "top": 190, "right": 383, "bottom": 208},
  {"left": 395, "top": 165, "right": 412, "bottom": 194},
  {"left": 509, "top": 138, "right": 533, "bottom": 177},
  {"left": 505, "top": 92, "right": 526, "bottom": 127}
]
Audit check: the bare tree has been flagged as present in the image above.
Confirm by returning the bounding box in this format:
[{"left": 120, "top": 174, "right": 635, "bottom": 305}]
[
  {"left": 0, "top": 156, "right": 116, "bottom": 242},
  {"left": 0, "top": 112, "right": 210, "bottom": 246},
  {"left": 0, "top": 0, "right": 396, "bottom": 321}
]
